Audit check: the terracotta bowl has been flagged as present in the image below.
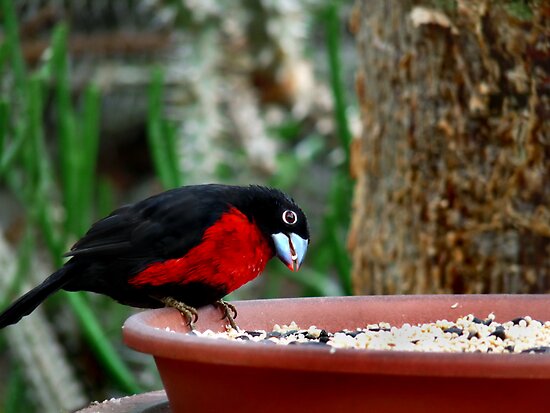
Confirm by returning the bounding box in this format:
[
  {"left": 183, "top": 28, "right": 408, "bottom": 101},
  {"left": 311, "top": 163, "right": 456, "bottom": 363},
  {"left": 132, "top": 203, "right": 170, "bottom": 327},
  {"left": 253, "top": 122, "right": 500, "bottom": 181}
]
[{"left": 123, "top": 295, "right": 550, "bottom": 413}]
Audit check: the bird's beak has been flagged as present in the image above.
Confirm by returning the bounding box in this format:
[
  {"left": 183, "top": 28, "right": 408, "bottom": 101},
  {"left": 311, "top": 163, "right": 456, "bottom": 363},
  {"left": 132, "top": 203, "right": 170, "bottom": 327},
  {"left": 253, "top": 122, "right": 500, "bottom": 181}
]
[{"left": 271, "top": 233, "right": 308, "bottom": 272}]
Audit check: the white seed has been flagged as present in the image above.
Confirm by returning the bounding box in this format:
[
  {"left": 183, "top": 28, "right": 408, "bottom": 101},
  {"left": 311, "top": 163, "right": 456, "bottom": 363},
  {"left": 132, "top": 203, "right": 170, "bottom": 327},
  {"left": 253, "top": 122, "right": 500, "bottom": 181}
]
[{"left": 190, "top": 313, "right": 550, "bottom": 354}]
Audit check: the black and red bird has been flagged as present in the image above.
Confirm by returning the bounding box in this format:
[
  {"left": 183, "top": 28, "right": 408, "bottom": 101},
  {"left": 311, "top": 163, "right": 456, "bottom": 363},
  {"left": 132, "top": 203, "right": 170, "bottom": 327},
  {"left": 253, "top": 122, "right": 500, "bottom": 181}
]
[{"left": 0, "top": 184, "right": 309, "bottom": 329}]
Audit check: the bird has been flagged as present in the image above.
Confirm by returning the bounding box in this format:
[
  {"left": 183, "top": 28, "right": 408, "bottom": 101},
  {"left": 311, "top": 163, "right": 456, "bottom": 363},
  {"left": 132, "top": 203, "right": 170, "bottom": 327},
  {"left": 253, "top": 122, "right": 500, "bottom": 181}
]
[{"left": 0, "top": 184, "right": 309, "bottom": 329}]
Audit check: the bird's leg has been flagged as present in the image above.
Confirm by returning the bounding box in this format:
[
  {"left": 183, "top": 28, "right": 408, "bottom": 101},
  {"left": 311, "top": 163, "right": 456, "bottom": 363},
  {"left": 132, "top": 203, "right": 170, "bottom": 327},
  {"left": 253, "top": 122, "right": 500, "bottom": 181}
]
[
  {"left": 161, "top": 297, "right": 199, "bottom": 330},
  {"left": 215, "top": 299, "right": 239, "bottom": 330}
]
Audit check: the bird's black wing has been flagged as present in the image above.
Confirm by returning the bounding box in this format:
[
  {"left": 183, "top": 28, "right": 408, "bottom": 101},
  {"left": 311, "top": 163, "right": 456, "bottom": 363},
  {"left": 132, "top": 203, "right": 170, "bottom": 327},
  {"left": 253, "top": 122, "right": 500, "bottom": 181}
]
[{"left": 65, "top": 185, "right": 234, "bottom": 261}]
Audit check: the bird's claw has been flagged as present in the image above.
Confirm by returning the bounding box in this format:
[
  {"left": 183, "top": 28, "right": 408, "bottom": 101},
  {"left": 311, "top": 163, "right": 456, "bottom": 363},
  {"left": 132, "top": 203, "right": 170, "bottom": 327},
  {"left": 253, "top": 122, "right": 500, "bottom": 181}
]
[
  {"left": 161, "top": 297, "right": 199, "bottom": 330},
  {"left": 215, "top": 299, "right": 238, "bottom": 330}
]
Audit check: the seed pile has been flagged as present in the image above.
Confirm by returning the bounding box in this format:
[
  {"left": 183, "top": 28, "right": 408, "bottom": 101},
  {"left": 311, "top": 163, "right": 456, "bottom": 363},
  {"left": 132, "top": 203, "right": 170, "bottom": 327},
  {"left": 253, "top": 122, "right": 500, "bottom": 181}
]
[{"left": 190, "top": 314, "right": 550, "bottom": 353}]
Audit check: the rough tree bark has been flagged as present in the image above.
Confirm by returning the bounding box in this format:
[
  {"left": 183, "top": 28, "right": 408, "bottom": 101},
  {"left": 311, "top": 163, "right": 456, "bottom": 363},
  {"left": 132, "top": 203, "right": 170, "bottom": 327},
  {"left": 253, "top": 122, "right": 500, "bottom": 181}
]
[{"left": 349, "top": 1, "right": 549, "bottom": 295}]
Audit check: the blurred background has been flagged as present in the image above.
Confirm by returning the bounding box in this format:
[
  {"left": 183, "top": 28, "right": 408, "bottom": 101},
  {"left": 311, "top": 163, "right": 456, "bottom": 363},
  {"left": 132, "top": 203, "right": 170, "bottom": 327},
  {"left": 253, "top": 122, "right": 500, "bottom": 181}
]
[
  {"left": 0, "top": 0, "right": 356, "bottom": 411},
  {"left": 0, "top": 0, "right": 548, "bottom": 411}
]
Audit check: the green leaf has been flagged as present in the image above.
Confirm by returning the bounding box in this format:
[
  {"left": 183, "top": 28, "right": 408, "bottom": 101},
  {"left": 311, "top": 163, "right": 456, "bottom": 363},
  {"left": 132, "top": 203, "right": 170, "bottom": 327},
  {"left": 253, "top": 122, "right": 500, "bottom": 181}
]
[
  {"left": 51, "top": 24, "right": 78, "bottom": 236},
  {"left": 0, "top": 0, "right": 26, "bottom": 89},
  {"left": 76, "top": 85, "right": 101, "bottom": 235},
  {"left": 4, "top": 365, "right": 26, "bottom": 413},
  {"left": 322, "top": 1, "right": 352, "bottom": 162},
  {"left": 148, "top": 68, "right": 182, "bottom": 189},
  {"left": 64, "top": 292, "right": 143, "bottom": 394}
]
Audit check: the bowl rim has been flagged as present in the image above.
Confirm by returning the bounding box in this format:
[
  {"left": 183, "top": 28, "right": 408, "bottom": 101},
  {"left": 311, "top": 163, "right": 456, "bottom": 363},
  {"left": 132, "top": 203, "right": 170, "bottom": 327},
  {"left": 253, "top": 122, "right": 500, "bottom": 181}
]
[{"left": 123, "top": 294, "right": 550, "bottom": 379}]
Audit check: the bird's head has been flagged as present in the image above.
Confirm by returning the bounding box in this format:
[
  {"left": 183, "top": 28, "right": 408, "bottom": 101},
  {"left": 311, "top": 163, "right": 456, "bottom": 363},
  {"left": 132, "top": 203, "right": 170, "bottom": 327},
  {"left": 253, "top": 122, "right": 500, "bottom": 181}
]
[{"left": 240, "top": 186, "right": 310, "bottom": 272}]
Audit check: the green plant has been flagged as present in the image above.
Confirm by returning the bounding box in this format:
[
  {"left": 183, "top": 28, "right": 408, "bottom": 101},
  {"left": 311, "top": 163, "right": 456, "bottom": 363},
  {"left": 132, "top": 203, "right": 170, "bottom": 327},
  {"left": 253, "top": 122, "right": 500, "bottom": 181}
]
[
  {"left": 272, "top": 1, "right": 353, "bottom": 296},
  {"left": 147, "top": 68, "right": 182, "bottom": 189},
  {"left": 0, "top": 0, "right": 357, "bottom": 410},
  {"left": 0, "top": 1, "right": 141, "bottom": 410}
]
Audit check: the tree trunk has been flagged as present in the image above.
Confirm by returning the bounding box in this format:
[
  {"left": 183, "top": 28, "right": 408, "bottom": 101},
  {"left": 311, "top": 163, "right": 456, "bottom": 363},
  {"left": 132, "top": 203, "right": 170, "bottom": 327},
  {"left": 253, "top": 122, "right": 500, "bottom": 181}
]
[{"left": 349, "top": 1, "right": 550, "bottom": 295}]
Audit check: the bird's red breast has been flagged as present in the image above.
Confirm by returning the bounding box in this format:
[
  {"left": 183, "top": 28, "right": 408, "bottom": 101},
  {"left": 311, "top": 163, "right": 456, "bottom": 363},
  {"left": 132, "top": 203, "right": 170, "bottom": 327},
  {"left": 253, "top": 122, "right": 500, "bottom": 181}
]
[{"left": 128, "top": 207, "right": 273, "bottom": 294}]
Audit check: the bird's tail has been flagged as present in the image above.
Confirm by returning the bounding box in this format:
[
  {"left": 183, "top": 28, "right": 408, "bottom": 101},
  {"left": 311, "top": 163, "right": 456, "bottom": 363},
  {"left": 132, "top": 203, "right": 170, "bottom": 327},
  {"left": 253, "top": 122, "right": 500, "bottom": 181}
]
[{"left": 0, "top": 266, "right": 72, "bottom": 328}]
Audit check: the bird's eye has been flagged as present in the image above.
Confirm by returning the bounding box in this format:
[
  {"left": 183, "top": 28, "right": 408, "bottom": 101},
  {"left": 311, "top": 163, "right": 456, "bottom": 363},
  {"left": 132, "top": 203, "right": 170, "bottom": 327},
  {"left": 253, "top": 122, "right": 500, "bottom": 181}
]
[{"left": 282, "top": 210, "right": 298, "bottom": 225}]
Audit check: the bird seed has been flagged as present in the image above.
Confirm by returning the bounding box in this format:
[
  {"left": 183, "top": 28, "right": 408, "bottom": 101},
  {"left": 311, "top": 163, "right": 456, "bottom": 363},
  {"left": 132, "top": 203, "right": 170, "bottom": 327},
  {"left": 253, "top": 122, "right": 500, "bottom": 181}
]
[{"left": 189, "top": 314, "right": 550, "bottom": 353}]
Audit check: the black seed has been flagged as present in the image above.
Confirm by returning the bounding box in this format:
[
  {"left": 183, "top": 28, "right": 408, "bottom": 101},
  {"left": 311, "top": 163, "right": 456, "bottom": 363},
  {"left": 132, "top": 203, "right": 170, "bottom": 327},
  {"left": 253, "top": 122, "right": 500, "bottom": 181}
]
[
  {"left": 236, "top": 335, "right": 250, "bottom": 341},
  {"left": 510, "top": 317, "right": 525, "bottom": 325},
  {"left": 281, "top": 330, "right": 299, "bottom": 338},
  {"left": 367, "top": 326, "right": 390, "bottom": 332},
  {"left": 505, "top": 345, "right": 515, "bottom": 352},
  {"left": 345, "top": 330, "right": 363, "bottom": 338},
  {"left": 521, "top": 346, "right": 550, "bottom": 354},
  {"left": 444, "top": 327, "right": 463, "bottom": 335},
  {"left": 467, "top": 331, "right": 480, "bottom": 340},
  {"left": 319, "top": 336, "right": 330, "bottom": 344},
  {"left": 245, "top": 330, "right": 263, "bottom": 337},
  {"left": 319, "top": 329, "right": 329, "bottom": 337},
  {"left": 483, "top": 318, "right": 493, "bottom": 326},
  {"left": 490, "top": 326, "right": 506, "bottom": 340},
  {"left": 472, "top": 317, "right": 484, "bottom": 324},
  {"left": 266, "top": 331, "right": 282, "bottom": 338}
]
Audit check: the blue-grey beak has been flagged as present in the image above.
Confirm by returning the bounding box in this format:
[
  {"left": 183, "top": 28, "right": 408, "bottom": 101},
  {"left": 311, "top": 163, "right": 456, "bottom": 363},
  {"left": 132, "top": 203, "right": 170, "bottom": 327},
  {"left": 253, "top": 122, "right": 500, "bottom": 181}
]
[{"left": 271, "top": 232, "right": 308, "bottom": 272}]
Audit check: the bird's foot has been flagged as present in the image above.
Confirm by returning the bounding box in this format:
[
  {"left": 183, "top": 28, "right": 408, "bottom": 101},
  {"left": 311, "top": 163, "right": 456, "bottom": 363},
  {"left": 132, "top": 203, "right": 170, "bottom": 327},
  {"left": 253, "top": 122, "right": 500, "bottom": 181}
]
[
  {"left": 161, "top": 297, "right": 199, "bottom": 330},
  {"left": 215, "top": 299, "right": 239, "bottom": 330}
]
